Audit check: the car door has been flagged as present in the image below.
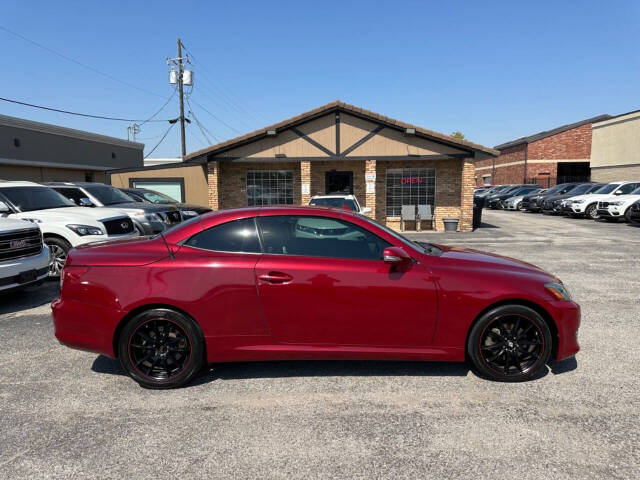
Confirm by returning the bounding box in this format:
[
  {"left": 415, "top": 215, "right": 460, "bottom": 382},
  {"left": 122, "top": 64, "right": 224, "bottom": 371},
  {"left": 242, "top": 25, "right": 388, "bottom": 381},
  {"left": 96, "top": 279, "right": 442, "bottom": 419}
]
[
  {"left": 254, "top": 214, "right": 438, "bottom": 347},
  {"left": 174, "top": 217, "right": 269, "bottom": 338}
]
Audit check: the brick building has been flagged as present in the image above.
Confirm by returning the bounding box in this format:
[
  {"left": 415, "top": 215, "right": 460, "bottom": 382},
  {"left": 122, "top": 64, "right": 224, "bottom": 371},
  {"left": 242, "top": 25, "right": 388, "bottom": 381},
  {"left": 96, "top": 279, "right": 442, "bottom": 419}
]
[
  {"left": 475, "top": 114, "right": 611, "bottom": 187},
  {"left": 180, "top": 101, "right": 497, "bottom": 232}
]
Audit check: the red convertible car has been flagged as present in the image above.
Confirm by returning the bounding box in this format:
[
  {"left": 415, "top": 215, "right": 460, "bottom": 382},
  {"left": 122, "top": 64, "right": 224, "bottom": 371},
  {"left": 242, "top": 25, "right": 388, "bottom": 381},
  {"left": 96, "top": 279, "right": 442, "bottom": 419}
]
[{"left": 52, "top": 207, "right": 580, "bottom": 388}]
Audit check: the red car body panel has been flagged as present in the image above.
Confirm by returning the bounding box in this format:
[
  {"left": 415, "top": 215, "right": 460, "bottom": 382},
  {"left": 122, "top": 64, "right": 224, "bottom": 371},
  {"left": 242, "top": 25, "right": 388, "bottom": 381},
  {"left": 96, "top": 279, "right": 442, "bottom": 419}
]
[{"left": 52, "top": 207, "right": 580, "bottom": 364}]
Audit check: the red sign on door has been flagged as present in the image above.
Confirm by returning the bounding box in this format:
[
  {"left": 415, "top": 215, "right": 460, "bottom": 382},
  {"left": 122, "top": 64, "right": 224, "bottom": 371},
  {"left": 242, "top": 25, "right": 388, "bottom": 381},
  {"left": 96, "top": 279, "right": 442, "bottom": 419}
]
[{"left": 402, "top": 177, "right": 423, "bottom": 185}]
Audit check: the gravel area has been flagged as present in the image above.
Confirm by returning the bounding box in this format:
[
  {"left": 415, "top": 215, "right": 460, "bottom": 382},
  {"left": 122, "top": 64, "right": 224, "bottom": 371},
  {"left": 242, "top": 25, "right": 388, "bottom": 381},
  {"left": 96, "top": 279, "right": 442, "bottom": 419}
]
[{"left": 1, "top": 210, "right": 638, "bottom": 479}]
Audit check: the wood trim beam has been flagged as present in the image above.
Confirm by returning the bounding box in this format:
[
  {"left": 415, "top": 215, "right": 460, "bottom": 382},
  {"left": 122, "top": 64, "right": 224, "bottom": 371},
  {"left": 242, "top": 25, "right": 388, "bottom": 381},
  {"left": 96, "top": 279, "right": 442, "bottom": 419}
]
[
  {"left": 335, "top": 111, "right": 341, "bottom": 156},
  {"left": 290, "top": 127, "right": 336, "bottom": 157},
  {"left": 212, "top": 154, "right": 468, "bottom": 163},
  {"left": 341, "top": 125, "right": 385, "bottom": 156}
]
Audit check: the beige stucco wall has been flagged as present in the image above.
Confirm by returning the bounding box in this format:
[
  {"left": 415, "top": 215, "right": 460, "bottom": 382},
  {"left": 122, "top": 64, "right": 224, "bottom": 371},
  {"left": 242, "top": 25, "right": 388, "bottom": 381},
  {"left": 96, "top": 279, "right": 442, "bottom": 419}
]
[
  {"left": 591, "top": 112, "right": 640, "bottom": 169},
  {"left": 591, "top": 165, "right": 640, "bottom": 183},
  {"left": 109, "top": 164, "right": 209, "bottom": 207}
]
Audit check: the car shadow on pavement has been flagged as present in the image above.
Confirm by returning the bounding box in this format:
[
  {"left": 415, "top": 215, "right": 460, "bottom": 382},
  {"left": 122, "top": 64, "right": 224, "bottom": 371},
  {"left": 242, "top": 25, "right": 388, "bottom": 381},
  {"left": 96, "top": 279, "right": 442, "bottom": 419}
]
[
  {"left": 0, "top": 279, "right": 59, "bottom": 315},
  {"left": 91, "top": 355, "right": 471, "bottom": 384},
  {"left": 550, "top": 356, "right": 578, "bottom": 375}
]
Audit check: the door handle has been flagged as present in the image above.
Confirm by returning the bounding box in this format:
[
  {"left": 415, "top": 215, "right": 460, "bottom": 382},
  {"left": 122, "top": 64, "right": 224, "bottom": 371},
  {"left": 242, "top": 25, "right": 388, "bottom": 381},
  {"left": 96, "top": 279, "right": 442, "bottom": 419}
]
[{"left": 258, "top": 272, "right": 293, "bottom": 284}]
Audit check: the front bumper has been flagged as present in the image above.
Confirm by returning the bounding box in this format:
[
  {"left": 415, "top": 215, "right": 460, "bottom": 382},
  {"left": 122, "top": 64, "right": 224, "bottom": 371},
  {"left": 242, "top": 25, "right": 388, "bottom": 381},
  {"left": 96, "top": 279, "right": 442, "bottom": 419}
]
[
  {"left": 549, "top": 300, "right": 581, "bottom": 361},
  {"left": 0, "top": 246, "right": 50, "bottom": 291},
  {"left": 597, "top": 207, "right": 623, "bottom": 218}
]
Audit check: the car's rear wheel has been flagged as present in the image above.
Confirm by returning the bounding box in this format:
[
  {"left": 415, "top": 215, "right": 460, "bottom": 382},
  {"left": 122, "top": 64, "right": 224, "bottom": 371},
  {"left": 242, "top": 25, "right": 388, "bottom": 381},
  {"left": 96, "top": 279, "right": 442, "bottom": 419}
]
[
  {"left": 467, "top": 305, "right": 552, "bottom": 382},
  {"left": 118, "top": 308, "right": 205, "bottom": 389},
  {"left": 44, "top": 237, "right": 71, "bottom": 278},
  {"left": 585, "top": 204, "right": 599, "bottom": 219}
]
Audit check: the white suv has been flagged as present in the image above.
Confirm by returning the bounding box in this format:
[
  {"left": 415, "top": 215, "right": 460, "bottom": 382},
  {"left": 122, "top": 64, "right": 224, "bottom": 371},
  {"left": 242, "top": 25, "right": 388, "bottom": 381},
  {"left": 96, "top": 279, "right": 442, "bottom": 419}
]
[
  {"left": 0, "top": 218, "right": 50, "bottom": 291},
  {"left": 596, "top": 185, "right": 640, "bottom": 222},
  {"left": 564, "top": 181, "right": 640, "bottom": 219},
  {"left": 308, "top": 195, "right": 372, "bottom": 215},
  {"left": 0, "top": 182, "right": 138, "bottom": 276}
]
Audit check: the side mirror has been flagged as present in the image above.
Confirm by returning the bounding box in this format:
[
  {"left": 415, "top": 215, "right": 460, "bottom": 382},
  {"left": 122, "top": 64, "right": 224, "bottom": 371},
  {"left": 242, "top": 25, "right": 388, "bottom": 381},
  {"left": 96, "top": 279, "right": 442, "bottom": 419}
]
[
  {"left": 360, "top": 207, "right": 372, "bottom": 215},
  {"left": 79, "top": 197, "right": 94, "bottom": 207},
  {"left": 383, "top": 246, "right": 411, "bottom": 265},
  {"left": 0, "top": 201, "right": 9, "bottom": 213},
  {"left": 613, "top": 190, "right": 622, "bottom": 196}
]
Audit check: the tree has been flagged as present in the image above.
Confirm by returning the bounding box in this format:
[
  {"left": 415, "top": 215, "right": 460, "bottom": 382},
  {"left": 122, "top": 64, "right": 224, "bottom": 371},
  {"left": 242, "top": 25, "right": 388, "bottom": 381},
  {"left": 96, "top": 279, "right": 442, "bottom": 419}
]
[{"left": 450, "top": 131, "right": 466, "bottom": 139}]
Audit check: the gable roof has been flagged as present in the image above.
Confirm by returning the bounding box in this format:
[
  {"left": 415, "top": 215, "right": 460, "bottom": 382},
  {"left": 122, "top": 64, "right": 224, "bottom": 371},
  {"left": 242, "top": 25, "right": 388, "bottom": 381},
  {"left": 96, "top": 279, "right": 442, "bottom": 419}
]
[
  {"left": 185, "top": 100, "right": 498, "bottom": 161},
  {"left": 495, "top": 114, "right": 612, "bottom": 150}
]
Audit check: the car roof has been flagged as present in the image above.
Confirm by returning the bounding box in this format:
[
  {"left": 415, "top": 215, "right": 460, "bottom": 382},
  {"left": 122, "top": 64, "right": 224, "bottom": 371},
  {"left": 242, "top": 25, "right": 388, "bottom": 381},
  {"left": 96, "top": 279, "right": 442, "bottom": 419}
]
[
  {"left": 310, "top": 195, "right": 356, "bottom": 199},
  {"left": 0, "top": 181, "right": 47, "bottom": 188},
  {"left": 44, "top": 182, "right": 108, "bottom": 187}
]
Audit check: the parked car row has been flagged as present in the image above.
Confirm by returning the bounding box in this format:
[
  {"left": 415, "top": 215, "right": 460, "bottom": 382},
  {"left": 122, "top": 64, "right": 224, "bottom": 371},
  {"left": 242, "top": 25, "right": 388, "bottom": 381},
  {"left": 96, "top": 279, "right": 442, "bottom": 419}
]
[
  {"left": 475, "top": 181, "right": 640, "bottom": 224},
  {"left": 0, "top": 180, "right": 211, "bottom": 286}
]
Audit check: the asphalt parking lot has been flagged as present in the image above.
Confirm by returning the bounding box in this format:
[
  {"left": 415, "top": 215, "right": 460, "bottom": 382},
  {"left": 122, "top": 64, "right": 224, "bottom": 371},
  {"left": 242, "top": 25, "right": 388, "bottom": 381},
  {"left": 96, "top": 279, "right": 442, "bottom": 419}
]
[{"left": 1, "top": 210, "right": 638, "bottom": 479}]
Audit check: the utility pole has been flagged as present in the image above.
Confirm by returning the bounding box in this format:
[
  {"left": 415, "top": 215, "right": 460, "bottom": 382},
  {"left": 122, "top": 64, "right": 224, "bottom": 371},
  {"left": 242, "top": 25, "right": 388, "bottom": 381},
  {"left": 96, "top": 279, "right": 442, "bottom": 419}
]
[
  {"left": 176, "top": 38, "right": 186, "bottom": 159},
  {"left": 127, "top": 123, "right": 140, "bottom": 142}
]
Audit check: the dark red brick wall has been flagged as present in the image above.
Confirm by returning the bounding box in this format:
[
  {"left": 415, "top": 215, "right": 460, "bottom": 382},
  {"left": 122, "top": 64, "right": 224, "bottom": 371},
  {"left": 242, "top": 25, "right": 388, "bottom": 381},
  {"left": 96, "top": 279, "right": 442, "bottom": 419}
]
[{"left": 528, "top": 123, "right": 593, "bottom": 160}]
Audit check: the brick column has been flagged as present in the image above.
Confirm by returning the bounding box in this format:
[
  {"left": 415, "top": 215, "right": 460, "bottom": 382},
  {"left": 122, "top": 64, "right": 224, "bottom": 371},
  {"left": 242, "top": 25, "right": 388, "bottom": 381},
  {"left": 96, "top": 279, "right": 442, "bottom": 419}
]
[
  {"left": 207, "top": 161, "right": 220, "bottom": 210},
  {"left": 459, "top": 159, "right": 475, "bottom": 232},
  {"left": 300, "top": 160, "right": 311, "bottom": 205},
  {"left": 364, "top": 160, "right": 376, "bottom": 219}
]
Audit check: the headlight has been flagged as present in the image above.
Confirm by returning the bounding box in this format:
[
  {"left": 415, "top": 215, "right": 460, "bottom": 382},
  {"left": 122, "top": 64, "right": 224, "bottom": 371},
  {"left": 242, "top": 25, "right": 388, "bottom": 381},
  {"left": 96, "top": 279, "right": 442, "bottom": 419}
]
[
  {"left": 66, "top": 224, "right": 104, "bottom": 236},
  {"left": 181, "top": 210, "right": 198, "bottom": 217},
  {"left": 610, "top": 201, "right": 624, "bottom": 206},
  {"left": 545, "top": 282, "right": 572, "bottom": 301},
  {"left": 573, "top": 199, "right": 586, "bottom": 204}
]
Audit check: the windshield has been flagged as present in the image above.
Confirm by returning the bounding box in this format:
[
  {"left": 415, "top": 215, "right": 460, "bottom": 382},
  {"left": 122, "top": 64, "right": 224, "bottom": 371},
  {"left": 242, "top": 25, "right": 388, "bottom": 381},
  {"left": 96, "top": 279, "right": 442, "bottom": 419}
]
[
  {"left": 84, "top": 185, "right": 135, "bottom": 205},
  {"left": 568, "top": 184, "right": 593, "bottom": 195},
  {"left": 0, "top": 186, "right": 75, "bottom": 212},
  {"left": 309, "top": 198, "right": 357, "bottom": 211},
  {"left": 141, "top": 191, "right": 176, "bottom": 204},
  {"left": 360, "top": 215, "right": 442, "bottom": 255},
  {"left": 593, "top": 183, "right": 619, "bottom": 195}
]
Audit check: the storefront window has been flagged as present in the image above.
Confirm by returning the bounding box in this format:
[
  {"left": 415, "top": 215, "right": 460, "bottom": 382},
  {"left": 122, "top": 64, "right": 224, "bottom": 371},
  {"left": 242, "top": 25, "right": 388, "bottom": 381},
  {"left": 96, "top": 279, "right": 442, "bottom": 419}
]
[
  {"left": 386, "top": 168, "right": 435, "bottom": 217},
  {"left": 247, "top": 170, "right": 294, "bottom": 206}
]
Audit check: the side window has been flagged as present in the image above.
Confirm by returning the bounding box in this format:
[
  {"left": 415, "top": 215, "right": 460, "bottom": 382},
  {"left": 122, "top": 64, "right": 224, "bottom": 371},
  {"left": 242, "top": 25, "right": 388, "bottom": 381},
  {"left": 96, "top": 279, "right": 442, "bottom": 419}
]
[
  {"left": 257, "top": 215, "right": 391, "bottom": 260},
  {"left": 617, "top": 184, "right": 638, "bottom": 195},
  {"left": 185, "top": 218, "right": 260, "bottom": 253},
  {"left": 55, "top": 187, "right": 86, "bottom": 205}
]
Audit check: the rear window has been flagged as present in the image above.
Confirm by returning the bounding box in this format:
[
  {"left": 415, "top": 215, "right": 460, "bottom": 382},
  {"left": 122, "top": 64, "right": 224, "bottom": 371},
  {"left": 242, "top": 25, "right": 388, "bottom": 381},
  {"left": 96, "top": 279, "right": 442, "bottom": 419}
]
[{"left": 184, "top": 218, "right": 260, "bottom": 253}]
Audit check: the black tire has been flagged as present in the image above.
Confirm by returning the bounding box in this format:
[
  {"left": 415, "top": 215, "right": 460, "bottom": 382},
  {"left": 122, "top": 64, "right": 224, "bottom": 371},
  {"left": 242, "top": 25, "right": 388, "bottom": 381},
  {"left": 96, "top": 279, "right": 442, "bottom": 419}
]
[
  {"left": 467, "top": 305, "right": 552, "bottom": 382},
  {"left": 585, "top": 203, "right": 599, "bottom": 220},
  {"left": 624, "top": 207, "right": 632, "bottom": 223},
  {"left": 44, "top": 236, "right": 71, "bottom": 278},
  {"left": 118, "top": 308, "right": 205, "bottom": 389}
]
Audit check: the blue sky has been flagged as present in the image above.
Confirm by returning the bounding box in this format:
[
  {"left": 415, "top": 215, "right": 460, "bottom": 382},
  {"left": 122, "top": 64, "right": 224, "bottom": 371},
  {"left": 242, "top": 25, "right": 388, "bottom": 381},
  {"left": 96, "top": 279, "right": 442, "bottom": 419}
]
[{"left": 3, "top": 0, "right": 639, "bottom": 158}]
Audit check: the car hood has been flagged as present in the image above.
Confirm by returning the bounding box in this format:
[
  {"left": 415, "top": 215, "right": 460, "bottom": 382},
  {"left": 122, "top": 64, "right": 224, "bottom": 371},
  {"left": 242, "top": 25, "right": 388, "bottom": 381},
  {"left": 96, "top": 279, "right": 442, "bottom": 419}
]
[
  {"left": 106, "top": 202, "right": 179, "bottom": 213},
  {"left": 13, "top": 206, "right": 130, "bottom": 223},
  {"left": 434, "top": 244, "right": 556, "bottom": 280},
  {"left": 504, "top": 195, "right": 525, "bottom": 202},
  {"left": 0, "top": 217, "right": 38, "bottom": 230}
]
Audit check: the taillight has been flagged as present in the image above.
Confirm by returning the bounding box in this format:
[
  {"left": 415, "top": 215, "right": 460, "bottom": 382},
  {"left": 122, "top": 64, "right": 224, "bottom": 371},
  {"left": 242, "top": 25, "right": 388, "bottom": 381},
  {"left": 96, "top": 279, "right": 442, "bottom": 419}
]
[{"left": 61, "top": 266, "right": 91, "bottom": 290}]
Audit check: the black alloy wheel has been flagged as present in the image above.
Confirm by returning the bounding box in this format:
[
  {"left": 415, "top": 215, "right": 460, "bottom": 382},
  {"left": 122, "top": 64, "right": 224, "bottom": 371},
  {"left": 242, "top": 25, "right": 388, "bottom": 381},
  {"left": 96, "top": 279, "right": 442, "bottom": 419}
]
[
  {"left": 118, "top": 308, "right": 204, "bottom": 389},
  {"left": 467, "top": 305, "right": 552, "bottom": 382}
]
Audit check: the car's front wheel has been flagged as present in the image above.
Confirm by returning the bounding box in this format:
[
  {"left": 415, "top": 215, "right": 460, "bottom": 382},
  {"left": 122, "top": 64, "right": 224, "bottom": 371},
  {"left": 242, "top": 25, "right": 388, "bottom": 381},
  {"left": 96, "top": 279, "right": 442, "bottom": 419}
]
[
  {"left": 585, "top": 204, "right": 599, "bottom": 219},
  {"left": 44, "top": 237, "right": 71, "bottom": 278},
  {"left": 467, "top": 305, "right": 553, "bottom": 382},
  {"left": 118, "top": 308, "right": 205, "bottom": 389}
]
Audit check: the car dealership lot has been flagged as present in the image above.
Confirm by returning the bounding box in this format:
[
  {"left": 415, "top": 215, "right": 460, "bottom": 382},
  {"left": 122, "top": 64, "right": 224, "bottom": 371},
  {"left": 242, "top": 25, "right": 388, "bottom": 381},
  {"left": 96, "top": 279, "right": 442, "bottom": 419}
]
[{"left": 1, "top": 210, "right": 638, "bottom": 479}]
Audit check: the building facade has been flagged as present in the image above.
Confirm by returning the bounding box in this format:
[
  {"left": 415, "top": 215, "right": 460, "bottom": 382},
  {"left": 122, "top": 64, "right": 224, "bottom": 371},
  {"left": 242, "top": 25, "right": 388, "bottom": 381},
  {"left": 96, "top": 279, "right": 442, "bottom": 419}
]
[
  {"left": 475, "top": 115, "right": 610, "bottom": 187},
  {"left": 0, "top": 114, "right": 143, "bottom": 183},
  {"left": 185, "top": 101, "right": 497, "bottom": 232},
  {"left": 590, "top": 110, "right": 640, "bottom": 182}
]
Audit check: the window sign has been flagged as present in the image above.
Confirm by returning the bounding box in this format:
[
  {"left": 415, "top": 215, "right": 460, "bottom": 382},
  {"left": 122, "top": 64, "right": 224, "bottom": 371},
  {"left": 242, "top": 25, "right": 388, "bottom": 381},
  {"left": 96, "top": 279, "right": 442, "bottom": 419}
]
[{"left": 386, "top": 168, "right": 435, "bottom": 217}]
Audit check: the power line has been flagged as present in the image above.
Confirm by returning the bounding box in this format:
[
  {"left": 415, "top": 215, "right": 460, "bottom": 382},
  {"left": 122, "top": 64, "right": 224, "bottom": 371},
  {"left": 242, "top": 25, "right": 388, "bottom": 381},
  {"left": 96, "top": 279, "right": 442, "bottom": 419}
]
[
  {"left": 144, "top": 122, "right": 176, "bottom": 158},
  {"left": 0, "top": 24, "right": 164, "bottom": 98},
  {"left": 186, "top": 97, "right": 221, "bottom": 143},
  {"left": 0, "top": 96, "right": 173, "bottom": 122},
  {"left": 189, "top": 98, "right": 243, "bottom": 135},
  {"left": 139, "top": 86, "right": 177, "bottom": 126},
  {"left": 181, "top": 45, "right": 267, "bottom": 125}
]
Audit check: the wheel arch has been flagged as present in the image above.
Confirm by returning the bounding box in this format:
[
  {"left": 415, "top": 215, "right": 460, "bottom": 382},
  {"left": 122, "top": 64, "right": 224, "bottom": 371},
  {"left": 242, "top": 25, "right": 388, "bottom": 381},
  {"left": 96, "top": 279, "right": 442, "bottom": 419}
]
[
  {"left": 465, "top": 298, "right": 559, "bottom": 360},
  {"left": 42, "top": 232, "right": 71, "bottom": 245},
  {"left": 112, "top": 303, "right": 207, "bottom": 360}
]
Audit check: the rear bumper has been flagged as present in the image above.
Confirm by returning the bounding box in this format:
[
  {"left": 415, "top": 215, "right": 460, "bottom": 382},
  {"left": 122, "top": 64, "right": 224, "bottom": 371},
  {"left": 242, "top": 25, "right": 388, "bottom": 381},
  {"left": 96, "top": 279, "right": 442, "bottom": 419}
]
[
  {"left": 550, "top": 300, "right": 581, "bottom": 361},
  {"left": 51, "top": 297, "right": 123, "bottom": 358}
]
